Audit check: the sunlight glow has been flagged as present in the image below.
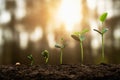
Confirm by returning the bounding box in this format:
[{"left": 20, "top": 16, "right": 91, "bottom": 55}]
[
  {"left": 15, "top": 0, "right": 26, "bottom": 20},
  {"left": 4, "top": 29, "right": 13, "bottom": 41},
  {"left": 114, "top": 27, "right": 120, "bottom": 40},
  {"left": 87, "top": 0, "right": 96, "bottom": 10},
  {"left": 0, "top": 10, "right": 11, "bottom": 24},
  {"left": 47, "top": 33, "right": 56, "bottom": 48},
  {"left": 56, "top": 0, "right": 81, "bottom": 32},
  {"left": 91, "top": 39, "right": 100, "bottom": 50},
  {"left": 30, "top": 26, "right": 43, "bottom": 42},
  {"left": 114, "top": 27, "right": 120, "bottom": 48},
  {"left": 0, "top": 28, "right": 4, "bottom": 46},
  {"left": 19, "top": 32, "right": 29, "bottom": 49},
  {"left": 90, "top": 20, "right": 101, "bottom": 50}
]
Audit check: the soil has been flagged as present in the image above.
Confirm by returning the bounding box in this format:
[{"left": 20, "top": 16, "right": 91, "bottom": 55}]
[{"left": 0, "top": 63, "right": 120, "bottom": 80}]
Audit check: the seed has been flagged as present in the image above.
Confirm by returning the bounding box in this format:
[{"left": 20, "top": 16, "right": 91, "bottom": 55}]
[{"left": 15, "top": 62, "right": 21, "bottom": 66}]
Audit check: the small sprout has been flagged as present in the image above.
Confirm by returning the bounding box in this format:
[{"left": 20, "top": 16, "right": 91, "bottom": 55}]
[
  {"left": 27, "top": 54, "right": 34, "bottom": 66},
  {"left": 93, "top": 12, "right": 108, "bottom": 62},
  {"left": 55, "top": 38, "right": 65, "bottom": 64},
  {"left": 71, "top": 29, "right": 89, "bottom": 64},
  {"left": 41, "top": 50, "right": 49, "bottom": 64}
]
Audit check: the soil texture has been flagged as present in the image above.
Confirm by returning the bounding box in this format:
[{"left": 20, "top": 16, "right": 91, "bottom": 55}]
[{"left": 0, "top": 63, "right": 120, "bottom": 80}]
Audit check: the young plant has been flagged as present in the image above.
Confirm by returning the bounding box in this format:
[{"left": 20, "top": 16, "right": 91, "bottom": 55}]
[
  {"left": 55, "top": 38, "right": 65, "bottom": 64},
  {"left": 41, "top": 50, "right": 49, "bottom": 64},
  {"left": 93, "top": 12, "right": 108, "bottom": 62},
  {"left": 71, "top": 29, "right": 89, "bottom": 64},
  {"left": 27, "top": 54, "right": 34, "bottom": 66}
]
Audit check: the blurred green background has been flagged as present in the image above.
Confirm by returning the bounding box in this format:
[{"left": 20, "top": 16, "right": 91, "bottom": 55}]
[{"left": 0, "top": 0, "right": 120, "bottom": 65}]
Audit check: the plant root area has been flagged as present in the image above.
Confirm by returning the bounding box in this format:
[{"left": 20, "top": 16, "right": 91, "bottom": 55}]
[{"left": 0, "top": 63, "right": 120, "bottom": 80}]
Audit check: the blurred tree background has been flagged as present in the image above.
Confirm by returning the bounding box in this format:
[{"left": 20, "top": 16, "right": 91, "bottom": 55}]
[{"left": 0, "top": 0, "right": 120, "bottom": 65}]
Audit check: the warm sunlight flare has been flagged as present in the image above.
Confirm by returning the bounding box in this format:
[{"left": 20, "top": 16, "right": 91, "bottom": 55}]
[
  {"left": 56, "top": 0, "right": 81, "bottom": 32},
  {"left": 87, "top": 0, "right": 96, "bottom": 10},
  {"left": 47, "top": 33, "right": 56, "bottom": 48},
  {"left": 90, "top": 20, "right": 101, "bottom": 50},
  {"left": 0, "top": 28, "right": 3, "bottom": 46},
  {"left": 30, "top": 26, "right": 43, "bottom": 42},
  {"left": 19, "top": 32, "right": 29, "bottom": 49}
]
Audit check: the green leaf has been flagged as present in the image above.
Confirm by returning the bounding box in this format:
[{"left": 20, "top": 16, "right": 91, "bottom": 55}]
[
  {"left": 99, "top": 12, "right": 108, "bottom": 22},
  {"left": 73, "top": 32, "right": 80, "bottom": 36},
  {"left": 71, "top": 34, "right": 80, "bottom": 41},
  {"left": 27, "top": 54, "right": 33, "bottom": 60},
  {"left": 55, "top": 44, "right": 61, "bottom": 48},
  {"left": 80, "top": 29, "right": 89, "bottom": 35},
  {"left": 80, "top": 35, "right": 85, "bottom": 41},
  {"left": 71, "top": 29, "right": 88, "bottom": 41},
  {"left": 93, "top": 29, "right": 102, "bottom": 34},
  {"left": 41, "top": 50, "right": 49, "bottom": 58},
  {"left": 102, "top": 28, "right": 108, "bottom": 34}
]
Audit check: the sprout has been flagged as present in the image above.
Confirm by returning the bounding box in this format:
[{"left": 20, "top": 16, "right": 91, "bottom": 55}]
[
  {"left": 55, "top": 38, "right": 65, "bottom": 64},
  {"left": 71, "top": 29, "right": 89, "bottom": 64},
  {"left": 41, "top": 50, "right": 49, "bottom": 64},
  {"left": 27, "top": 54, "right": 34, "bottom": 66},
  {"left": 93, "top": 12, "right": 108, "bottom": 62}
]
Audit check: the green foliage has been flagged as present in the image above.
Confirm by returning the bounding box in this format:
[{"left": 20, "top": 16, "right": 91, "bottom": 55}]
[
  {"left": 71, "top": 29, "right": 89, "bottom": 42},
  {"left": 93, "top": 12, "right": 108, "bottom": 63},
  {"left": 55, "top": 38, "right": 66, "bottom": 64},
  {"left": 71, "top": 29, "right": 89, "bottom": 64},
  {"left": 27, "top": 54, "right": 34, "bottom": 66},
  {"left": 102, "top": 28, "right": 109, "bottom": 34},
  {"left": 80, "top": 29, "right": 89, "bottom": 35},
  {"left": 79, "top": 35, "right": 86, "bottom": 41},
  {"left": 41, "top": 50, "right": 49, "bottom": 64},
  {"left": 55, "top": 38, "right": 65, "bottom": 49},
  {"left": 99, "top": 12, "right": 108, "bottom": 22}
]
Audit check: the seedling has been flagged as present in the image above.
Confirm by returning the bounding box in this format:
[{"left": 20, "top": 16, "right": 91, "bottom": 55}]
[
  {"left": 93, "top": 12, "right": 108, "bottom": 62},
  {"left": 55, "top": 38, "right": 65, "bottom": 64},
  {"left": 27, "top": 54, "right": 34, "bottom": 66},
  {"left": 71, "top": 29, "right": 89, "bottom": 63},
  {"left": 41, "top": 50, "right": 49, "bottom": 64}
]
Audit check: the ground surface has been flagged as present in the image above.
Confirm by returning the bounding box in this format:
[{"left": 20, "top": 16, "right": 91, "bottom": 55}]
[{"left": 0, "top": 63, "right": 120, "bottom": 80}]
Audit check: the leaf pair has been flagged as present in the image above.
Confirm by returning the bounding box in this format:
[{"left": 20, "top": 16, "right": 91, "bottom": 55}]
[
  {"left": 94, "top": 12, "right": 108, "bottom": 35},
  {"left": 27, "top": 54, "right": 33, "bottom": 60},
  {"left": 55, "top": 38, "right": 65, "bottom": 49},
  {"left": 71, "top": 29, "right": 89, "bottom": 42},
  {"left": 93, "top": 28, "right": 108, "bottom": 35}
]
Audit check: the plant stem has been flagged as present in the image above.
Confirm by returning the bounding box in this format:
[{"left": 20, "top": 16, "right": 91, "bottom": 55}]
[
  {"left": 45, "top": 53, "right": 49, "bottom": 64},
  {"left": 102, "top": 34, "right": 104, "bottom": 62},
  {"left": 31, "top": 60, "right": 34, "bottom": 66},
  {"left": 46, "top": 58, "right": 48, "bottom": 64},
  {"left": 60, "top": 49, "right": 63, "bottom": 64},
  {"left": 80, "top": 41, "right": 83, "bottom": 64}
]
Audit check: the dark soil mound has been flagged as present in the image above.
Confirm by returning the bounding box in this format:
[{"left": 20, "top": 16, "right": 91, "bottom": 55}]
[{"left": 0, "top": 64, "right": 120, "bottom": 80}]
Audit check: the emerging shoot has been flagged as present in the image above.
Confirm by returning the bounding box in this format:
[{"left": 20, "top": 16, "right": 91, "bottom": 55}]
[
  {"left": 71, "top": 29, "right": 89, "bottom": 64},
  {"left": 41, "top": 50, "right": 49, "bottom": 64},
  {"left": 27, "top": 54, "right": 34, "bottom": 66},
  {"left": 55, "top": 38, "right": 65, "bottom": 64},
  {"left": 93, "top": 12, "right": 108, "bottom": 62}
]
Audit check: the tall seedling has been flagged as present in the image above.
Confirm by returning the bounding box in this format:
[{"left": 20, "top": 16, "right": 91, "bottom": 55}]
[
  {"left": 71, "top": 29, "right": 89, "bottom": 64},
  {"left": 93, "top": 12, "right": 108, "bottom": 62}
]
